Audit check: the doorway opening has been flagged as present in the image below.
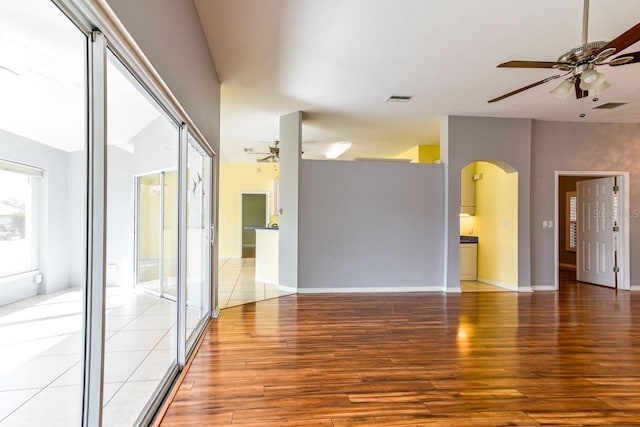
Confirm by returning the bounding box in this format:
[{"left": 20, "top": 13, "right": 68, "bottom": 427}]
[
  {"left": 241, "top": 192, "right": 268, "bottom": 258},
  {"left": 555, "top": 171, "right": 630, "bottom": 290},
  {"left": 459, "top": 160, "right": 518, "bottom": 292}
]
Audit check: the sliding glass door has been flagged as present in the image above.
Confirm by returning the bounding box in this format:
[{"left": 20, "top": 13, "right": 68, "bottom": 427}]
[
  {"left": 186, "top": 134, "right": 212, "bottom": 348},
  {"left": 0, "top": 1, "right": 215, "bottom": 425},
  {"left": 0, "top": 0, "right": 87, "bottom": 425}
]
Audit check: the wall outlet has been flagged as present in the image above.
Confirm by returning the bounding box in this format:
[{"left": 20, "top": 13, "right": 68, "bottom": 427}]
[
  {"left": 548, "top": 220, "right": 553, "bottom": 228},
  {"left": 542, "top": 220, "right": 548, "bottom": 228}
]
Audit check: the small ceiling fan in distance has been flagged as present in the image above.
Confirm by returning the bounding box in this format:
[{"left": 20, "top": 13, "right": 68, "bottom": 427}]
[
  {"left": 488, "top": 0, "right": 640, "bottom": 104},
  {"left": 247, "top": 140, "right": 279, "bottom": 163}
]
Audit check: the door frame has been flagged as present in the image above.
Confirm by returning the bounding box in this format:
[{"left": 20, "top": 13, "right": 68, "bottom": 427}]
[
  {"left": 239, "top": 192, "right": 270, "bottom": 257},
  {"left": 554, "top": 171, "right": 630, "bottom": 291}
]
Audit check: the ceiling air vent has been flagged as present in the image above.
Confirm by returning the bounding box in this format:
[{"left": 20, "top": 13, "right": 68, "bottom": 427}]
[
  {"left": 593, "top": 102, "right": 627, "bottom": 110},
  {"left": 243, "top": 147, "right": 254, "bottom": 153},
  {"left": 386, "top": 94, "right": 412, "bottom": 102}
]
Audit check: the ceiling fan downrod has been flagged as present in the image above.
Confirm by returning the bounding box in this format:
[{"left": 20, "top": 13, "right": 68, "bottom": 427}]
[{"left": 582, "top": 0, "right": 590, "bottom": 45}]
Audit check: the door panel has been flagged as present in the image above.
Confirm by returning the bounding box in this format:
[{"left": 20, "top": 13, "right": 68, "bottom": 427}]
[
  {"left": 186, "top": 135, "right": 211, "bottom": 347},
  {"left": 577, "top": 177, "right": 615, "bottom": 287}
]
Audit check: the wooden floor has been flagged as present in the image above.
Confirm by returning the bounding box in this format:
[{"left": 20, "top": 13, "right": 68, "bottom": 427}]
[{"left": 160, "top": 281, "right": 640, "bottom": 426}]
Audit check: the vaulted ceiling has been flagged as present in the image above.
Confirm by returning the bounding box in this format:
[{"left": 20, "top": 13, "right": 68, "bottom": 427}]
[{"left": 194, "top": 0, "right": 640, "bottom": 162}]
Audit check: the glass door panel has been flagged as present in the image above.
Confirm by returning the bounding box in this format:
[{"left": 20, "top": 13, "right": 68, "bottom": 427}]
[
  {"left": 186, "top": 134, "right": 211, "bottom": 346},
  {"left": 163, "top": 171, "right": 178, "bottom": 298},
  {"left": 104, "top": 51, "right": 179, "bottom": 427},
  {"left": 136, "top": 173, "right": 162, "bottom": 294},
  {"left": 0, "top": 1, "right": 87, "bottom": 425}
]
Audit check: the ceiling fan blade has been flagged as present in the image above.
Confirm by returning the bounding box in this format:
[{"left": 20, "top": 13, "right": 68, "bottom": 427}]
[
  {"left": 597, "top": 22, "right": 640, "bottom": 57},
  {"left": 488, "top": 74, "right": 563, "bottom": 103},
  {"left": 498, "top": 60, "right": 566, "bottom": 69},
  {"left": 574, "top": 76, "right": 588, "bottom": 99},
  {"left": 608, "top": 50, "right": 640, "bottom": 66}
]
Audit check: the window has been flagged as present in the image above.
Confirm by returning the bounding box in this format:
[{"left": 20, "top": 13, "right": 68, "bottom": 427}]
[
  {"left": 0, "top": 160, "right": 41, "bottom": 277},
  {"left": 566, "top": 191, "right": 577, "bottom": 252}
]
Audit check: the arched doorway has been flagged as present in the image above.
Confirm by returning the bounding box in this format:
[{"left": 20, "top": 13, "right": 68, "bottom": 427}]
[{"left": 459, "top": 160, "right": 518, "bottom": 292}]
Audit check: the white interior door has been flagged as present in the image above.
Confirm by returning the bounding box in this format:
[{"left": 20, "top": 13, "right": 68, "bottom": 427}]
[{"left": 576, "top": 177, "right": 616, "bottom": 287}]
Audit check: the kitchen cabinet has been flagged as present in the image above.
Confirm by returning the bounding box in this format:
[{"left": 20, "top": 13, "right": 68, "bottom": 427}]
[
  {"left": 460, "top": 164, "right": 475, "bottom": 215},
  {"left": 460, "top": 243, "right": 478, "bottom": 280}
]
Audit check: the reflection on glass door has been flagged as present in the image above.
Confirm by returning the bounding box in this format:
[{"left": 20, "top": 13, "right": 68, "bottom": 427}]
[
  {"left": 186, "top": 134, "right": 211, "bottom": 347},
  {"left": 136, "top": 170, "right": 178, "bottom": 298}
]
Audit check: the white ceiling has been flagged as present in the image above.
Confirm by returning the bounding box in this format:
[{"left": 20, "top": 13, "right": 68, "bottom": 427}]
[
  {"left": 0, "top": 0, "right": 160, "bottom": 153},
  {"left": 194, "top": 0, "right": 640, "bottom": 163}
]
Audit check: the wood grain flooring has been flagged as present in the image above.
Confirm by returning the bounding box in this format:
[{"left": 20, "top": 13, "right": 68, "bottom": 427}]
[{"left": 160, "top": 282, "right": 640, "bottom": 426}]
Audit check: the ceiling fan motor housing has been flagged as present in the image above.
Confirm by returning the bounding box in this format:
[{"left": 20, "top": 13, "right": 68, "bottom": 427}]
[{"left": 555, "top": 40, "right": 608, "bottom": 69}]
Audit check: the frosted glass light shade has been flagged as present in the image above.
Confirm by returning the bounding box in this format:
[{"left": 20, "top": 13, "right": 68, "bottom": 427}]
[
  {"left": 549, "top": 79, "right": 573, "bottom": 99},
  {"left": 579, "top": 72, "right": 606, "bottom": 91}
]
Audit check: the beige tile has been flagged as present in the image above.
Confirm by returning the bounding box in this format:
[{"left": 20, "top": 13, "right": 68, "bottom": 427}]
[
  {"left": 1, "top": 385, "right": 82, "bottom": 427},
  {"left": 102, "top": 381, "right": 159, "bottom": 427},
  {"left": 0, "top": 389, "right": 39, "bottom": 422},
  {"left": 129, "top": 350, "right": 175, "bottom": 382},
  {"left": 105, "top": 329, "right": 167, "bottom": 352}
]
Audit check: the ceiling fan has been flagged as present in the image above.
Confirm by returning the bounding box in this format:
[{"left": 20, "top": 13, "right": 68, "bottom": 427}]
[
  {"left": 248, "top": 140, "right": 279, "bottom": 163},
  {"left": 488, "top": 0, "right": 640, "bottom": 104}
]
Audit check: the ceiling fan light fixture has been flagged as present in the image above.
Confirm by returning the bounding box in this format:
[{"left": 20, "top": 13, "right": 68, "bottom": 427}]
[
  {"left": 549, "top": 79, "right": 574, "bottom": 99},
  {"left": 581, "top": 68, "right": 598, "bottom": 84},
  {"left": 579, "top": 71, "right": 606, "bottom": 90}
]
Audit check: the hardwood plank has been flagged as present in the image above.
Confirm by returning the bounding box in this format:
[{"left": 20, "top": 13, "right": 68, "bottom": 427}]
[{"left": 159, "top": 282, "right": 640, "bottom": 425}]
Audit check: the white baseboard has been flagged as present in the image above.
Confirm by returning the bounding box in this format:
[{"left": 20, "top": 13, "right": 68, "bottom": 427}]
[
  {"left": 630, "top": 285, "right": 640, "bottom": 292},
  {"left": 477, "top": 277, "right": 518, "bottom": 291},
  {"left": 255, "top": 277, "right": 278, "bottom": 286},
  {"left": 559, "top": 263, "right": 577, "bottom": 270},
  {"left": 298, "top": 285, "right": 443, "bottom": 294},
  {"left": 447, "top": 287, "right": 462, "bottom": 293},
  {"left": 277, "top": 285, "right": 297, "bottom": 293},
  {"left": 532, "top": 285, "right": 556, "bottom": 291}
]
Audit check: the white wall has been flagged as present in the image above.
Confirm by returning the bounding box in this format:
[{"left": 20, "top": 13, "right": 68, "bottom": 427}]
[
  {"left": 0, "top": 129, "right": 81, "bottom": 299},
  {"left": 278, "top": 111, "right": 301, "bottom": 291},
  {"left": 106, "top": 117, "right": 180, "bottom": 287},
  {"left": 298, "top": 160, "right": 444, "bottom": 291}
]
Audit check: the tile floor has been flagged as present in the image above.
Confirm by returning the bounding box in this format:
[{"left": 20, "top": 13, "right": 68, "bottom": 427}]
[
  {"left": 218, "top": 258, "right": 292, "bottom": 309},
  {"left": 0, "top": 287, "right": 202, "bottom": 427}
]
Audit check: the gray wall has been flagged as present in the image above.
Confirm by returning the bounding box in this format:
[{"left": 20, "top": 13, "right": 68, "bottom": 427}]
[
  {"left": 278, "top": 112, "right": 302, "bottom": 290},
  {"left": 104, "top": 0, "right": 220, "bottom": 151},
  {"left": 444, "top": 116, "right": 532, "bottom": 290},
  {"left": 298, "top": 160, "right": 444, "bottom": 290},
  {"left": 531, "top": 120, "right": 640, "bottom": 287}
]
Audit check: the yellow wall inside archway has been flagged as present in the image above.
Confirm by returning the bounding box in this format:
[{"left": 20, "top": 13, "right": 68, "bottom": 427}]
[{"left": 459, "top": 161, "right": 518, "bottom": 287}]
